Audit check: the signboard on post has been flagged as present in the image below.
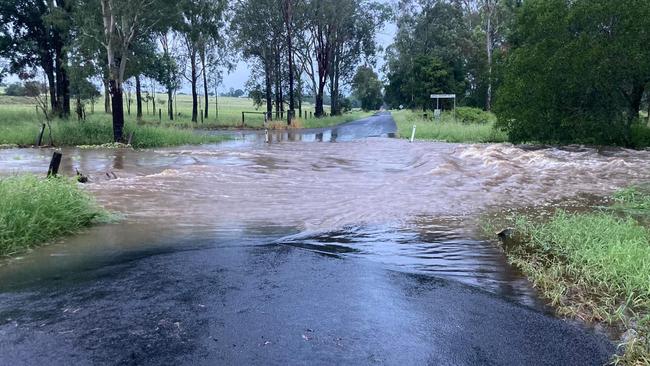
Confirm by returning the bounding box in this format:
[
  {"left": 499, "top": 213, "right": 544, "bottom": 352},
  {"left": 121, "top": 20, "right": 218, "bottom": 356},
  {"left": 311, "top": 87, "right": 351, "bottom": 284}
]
[{"left": 430, "top": 94, "right": 457, "bottom": 122}]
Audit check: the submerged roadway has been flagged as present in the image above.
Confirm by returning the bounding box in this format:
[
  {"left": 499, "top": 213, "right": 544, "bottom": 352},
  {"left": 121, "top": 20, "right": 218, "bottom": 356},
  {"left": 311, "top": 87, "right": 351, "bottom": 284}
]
[{"left": 0, "top": 113, "right": 614, "bottom": 365}]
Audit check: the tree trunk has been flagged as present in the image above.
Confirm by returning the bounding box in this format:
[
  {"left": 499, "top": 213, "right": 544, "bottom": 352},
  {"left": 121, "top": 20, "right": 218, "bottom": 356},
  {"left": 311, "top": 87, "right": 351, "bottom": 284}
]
[
  {"left": 215, "top": 83, "right": 219, "bottom": 119},
  {"left": 109, "top": 79, "right": 125, "bottom": 142},
  {"left": 201, "top": 51, "right": 209, "bottom": 119},
  {"left": 627, "top": 83, "right": 644, "bottom": 122},
  {"left": 76, "top": 96, "right": 83, "bottom": 121},
  {"left": 315, "top": 85, "right": 325, "bottom": 117},
  {"left": 47, "top": 69, "right": 57, "bottom": 112},
  {"left": 167, "top": 88, "right": 174, "bottom": 120},
  {"left": 284, "top": 0, "right": 294, "bottom": 125},
  {"left": 103, "top": 78, "right": 111, "bottom": 113},
  {"left": 135, "top": 75, "right": 143, "bottom": 120},
  {"left": 61, "top": 64, "right": 70, "bottom": 117},
  {"left": 621, "top": 82, "right": 645, "bottom": 145},
  {"left": 275, "top": 48, "right": 281, "bottom": 119},
  {"left": 485, "top": 3, "right": 493, "bottom": 111},
  {"left": 54, "top": 43, "right": 65, "bottom": 117},
  {"left": 191, "top": 51, "right": 198, "bottom": 123},
  {"left": 264, "top": 56, "right": 273, "bottom": 120}
]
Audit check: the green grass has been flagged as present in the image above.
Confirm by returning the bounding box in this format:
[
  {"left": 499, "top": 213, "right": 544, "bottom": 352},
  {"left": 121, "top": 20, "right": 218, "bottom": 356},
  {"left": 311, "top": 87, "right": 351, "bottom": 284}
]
[
  {"left": 0, "top": 175, "right": 109, "bottom": 256},
  {"left": 486, "top": 188, "right": 650, "bottom": 364},
  {"left": 0, "top": 94, "right": 362, "bottom": 147},
  {"left": 0, "top": 117, "right": 230, "bottom": 149},
  {"left": 391, "top": 109, "right": 507, "bottom": 143}
]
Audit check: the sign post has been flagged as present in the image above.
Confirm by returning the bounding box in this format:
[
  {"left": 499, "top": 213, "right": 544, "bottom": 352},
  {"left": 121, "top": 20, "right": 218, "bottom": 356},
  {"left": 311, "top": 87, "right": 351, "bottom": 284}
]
[{"left": 430, "top": 94, "right": 456, "bottom": 122}]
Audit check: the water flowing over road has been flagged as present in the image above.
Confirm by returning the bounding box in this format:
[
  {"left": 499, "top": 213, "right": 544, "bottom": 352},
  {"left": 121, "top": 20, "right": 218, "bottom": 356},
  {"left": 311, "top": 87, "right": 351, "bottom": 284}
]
[{"left": 1, "top": 113, "right": 648, "bottom": 364}]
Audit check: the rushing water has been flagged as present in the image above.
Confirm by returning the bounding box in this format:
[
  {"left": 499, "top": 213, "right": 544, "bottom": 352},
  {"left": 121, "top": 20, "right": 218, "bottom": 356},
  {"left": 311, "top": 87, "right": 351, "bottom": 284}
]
[{"left": 2, "top": 129, "right": 650, "bottom": 308}]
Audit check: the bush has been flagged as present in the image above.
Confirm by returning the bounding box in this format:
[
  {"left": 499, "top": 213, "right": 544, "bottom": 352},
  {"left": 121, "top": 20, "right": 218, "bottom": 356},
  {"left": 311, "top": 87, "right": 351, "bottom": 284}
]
[
  {"left": 631, "top": 123, "right": 650, "bottom": 149},
  {"left": 454, "top": 107, "right": 496, "bottom": 124},
  {"left": 4, "top": 82, "right": 26, "bottom": 96}
]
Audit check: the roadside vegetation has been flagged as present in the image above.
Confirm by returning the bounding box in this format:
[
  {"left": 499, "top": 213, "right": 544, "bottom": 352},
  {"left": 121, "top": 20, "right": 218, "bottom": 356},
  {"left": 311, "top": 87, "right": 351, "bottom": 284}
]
[
  {"left": 484, "top": 188, "right": 650, "bottom": 364},
  {"left": 0, "top": 115, "right": 229, "bottom": 149},
  {"left": 392, "top": 108, "right": 507, "bottom": 143},
  {"left": 0, "top": 95, "right": 367, "bottom": 148},
  {"left": 0, "top": 175, "right": 109, "bottom": 256}
]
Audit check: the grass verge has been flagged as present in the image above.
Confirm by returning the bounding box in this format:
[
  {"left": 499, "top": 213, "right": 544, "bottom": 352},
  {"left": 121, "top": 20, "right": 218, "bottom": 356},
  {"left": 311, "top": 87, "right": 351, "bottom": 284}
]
[
  {"left": 392, "top": 109, "right": 507, "bottom": 143},
  {"left": 484, "top": 188, "right": 650, "bottom": 364},
  {"left": 0, "top": 118, "right": 229, "bottom": 148},
  {"left": 0, "top": 175, "right": 110, "bottom": 256}
]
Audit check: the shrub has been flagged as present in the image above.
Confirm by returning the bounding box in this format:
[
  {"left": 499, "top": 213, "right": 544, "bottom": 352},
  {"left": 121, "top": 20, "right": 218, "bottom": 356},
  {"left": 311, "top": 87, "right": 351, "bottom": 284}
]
[{"left": 454, "top": 107, "right": 496, "bottom": 124}]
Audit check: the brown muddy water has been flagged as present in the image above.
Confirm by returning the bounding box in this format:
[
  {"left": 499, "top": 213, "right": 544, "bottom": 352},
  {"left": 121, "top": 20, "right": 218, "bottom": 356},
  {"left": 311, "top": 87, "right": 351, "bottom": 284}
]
[{"left": 1, "top": 135, "right": 650, "bottom": 309}]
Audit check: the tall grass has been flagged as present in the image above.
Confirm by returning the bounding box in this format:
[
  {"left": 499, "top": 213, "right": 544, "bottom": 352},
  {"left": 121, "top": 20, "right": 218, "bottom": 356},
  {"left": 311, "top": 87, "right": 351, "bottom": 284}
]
[
  {"left": 0, "top": 95, "right": 365, "bottom": 147},
  {"left": 490, "top": 188, "right": 650, "bottom": 364},
  {"left": 391, "top": 109, "right": 507, "bottom": 143},
  {"left": 0, "top": 94, "right": 330, "bottom": 130},
  {"left": 0, "top": 116, "right": 229, "bottom": 148},
  {"left": 0, "top": 175, "right": 108, "bottom": 256}
]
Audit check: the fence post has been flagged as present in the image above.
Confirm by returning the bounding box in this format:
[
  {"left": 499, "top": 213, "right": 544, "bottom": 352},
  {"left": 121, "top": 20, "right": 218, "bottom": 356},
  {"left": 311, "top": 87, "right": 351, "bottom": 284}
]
[
  {"left": 242, "top": 112, "right": 245, "bottom": 126},
  {"left": 47, "top": 152, "right": 62, "bottom": 178},
  {"left": 159, "top": 109, "right": 162, "bottom": 123},
  {"left": 200, "top": 109, "right": 204, "bottom": 123}
]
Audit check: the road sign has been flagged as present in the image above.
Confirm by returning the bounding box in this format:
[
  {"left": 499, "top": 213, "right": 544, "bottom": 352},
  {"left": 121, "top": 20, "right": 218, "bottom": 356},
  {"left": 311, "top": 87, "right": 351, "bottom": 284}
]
[{"left": 430, "top": 94, "right": 457, "bottom": 122}]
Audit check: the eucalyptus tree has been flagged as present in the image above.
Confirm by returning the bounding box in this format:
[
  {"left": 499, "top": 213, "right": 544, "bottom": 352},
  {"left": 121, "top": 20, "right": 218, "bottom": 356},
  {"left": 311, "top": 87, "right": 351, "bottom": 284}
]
[
  {"left": 385, "top": 0, "right": 469, "bottom": 110},
  {"left": 77, "top": 0, "right": 168, "bottom": 141},
  {"left": 305, "top": 0, "right": 388, "bottom": 116},
  {"left": 156, "top": 32, "right": 182, "bottom": 120},
  {"left": 176, "top": 0, "right": 227, "bottom": 123},
  {"left": 232, "top": 0, "right": 284, "bottom": 119},
  {"left": 0, "top": 0, "right": 72, "bottom": 116}
]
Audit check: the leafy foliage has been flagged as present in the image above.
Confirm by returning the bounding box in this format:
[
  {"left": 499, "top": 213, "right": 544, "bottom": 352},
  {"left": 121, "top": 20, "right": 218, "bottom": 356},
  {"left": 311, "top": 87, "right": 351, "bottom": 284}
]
[
  {"left": 494, "top": 0, "right": 650, "bottom": 146},
  {"left": 351, "top": 66, "right": 383, "bottom": 111}
]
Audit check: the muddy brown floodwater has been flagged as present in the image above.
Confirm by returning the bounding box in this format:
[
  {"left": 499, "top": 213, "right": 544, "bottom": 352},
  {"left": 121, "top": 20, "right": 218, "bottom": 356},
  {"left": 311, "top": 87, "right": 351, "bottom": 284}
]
[
  {"left": 0, "top": 114, "right": 646, "bottom": 364},
  {"left": 1, "top": 128, "right": 650, "bottom": 307}
]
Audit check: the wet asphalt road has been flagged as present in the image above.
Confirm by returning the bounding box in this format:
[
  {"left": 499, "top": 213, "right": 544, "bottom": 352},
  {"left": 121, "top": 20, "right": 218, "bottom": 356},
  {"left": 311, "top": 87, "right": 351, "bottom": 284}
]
[{"left": 0, "top": 114, "right": 614, "bottom": 365}]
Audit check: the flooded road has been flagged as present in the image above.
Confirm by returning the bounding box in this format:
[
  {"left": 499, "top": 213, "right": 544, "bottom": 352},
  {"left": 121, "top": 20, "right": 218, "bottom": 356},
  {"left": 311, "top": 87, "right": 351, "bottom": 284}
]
[{"left": 1, "top": 113, "right": 648, "bottom": 364}]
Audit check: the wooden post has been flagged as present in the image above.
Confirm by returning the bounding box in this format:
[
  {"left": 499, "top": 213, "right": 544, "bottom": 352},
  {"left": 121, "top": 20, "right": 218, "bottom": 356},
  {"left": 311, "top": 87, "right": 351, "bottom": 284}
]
[
  {"left": 159, "top": 109, "right": 162, "bottom": 124},
  {"left": 200, "top": 109, "right": 204, "bottom": 124},
  {"left": 310, "top": 111, "right": 312, "bottom": 119},
  {"left": 127, "top": 131, "right": 134, "bottom": 146},
  {"left": 47, "top": 152, "right": 62, "bottom": 178},
  {"left": 242, "top": 112, "right": 245, "bottom": 126}
]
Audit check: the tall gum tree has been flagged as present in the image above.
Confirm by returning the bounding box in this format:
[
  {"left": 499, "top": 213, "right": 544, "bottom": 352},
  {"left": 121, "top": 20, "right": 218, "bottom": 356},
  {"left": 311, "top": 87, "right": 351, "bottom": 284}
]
[{"left": 92, "top": 0, "right": 161, "bottom": 141}]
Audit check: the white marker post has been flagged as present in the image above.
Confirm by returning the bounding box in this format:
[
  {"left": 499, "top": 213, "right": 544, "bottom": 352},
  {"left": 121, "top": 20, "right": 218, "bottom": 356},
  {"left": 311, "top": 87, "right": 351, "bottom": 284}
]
[
  {"left": 410, "top": 124, "right": 416, "bottom": 143},
  {"left": 265, "top": 129, "right": 269, "bottom": 143}
]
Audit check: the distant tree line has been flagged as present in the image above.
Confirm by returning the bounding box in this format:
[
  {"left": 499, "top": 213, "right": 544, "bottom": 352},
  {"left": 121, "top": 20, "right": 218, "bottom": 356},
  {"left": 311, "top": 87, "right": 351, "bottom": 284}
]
[
  {"left": 385, "top": 0, "right": 650, "bottom": 146},
  {"left": 233, "top": 0, "right": 390, "bottom": 122},
  {"left": 384, "top": 0, "right": 518, "bottom": 112},
  {"left": 0, "top": 0, "right": 390, "bottom": 141}
]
